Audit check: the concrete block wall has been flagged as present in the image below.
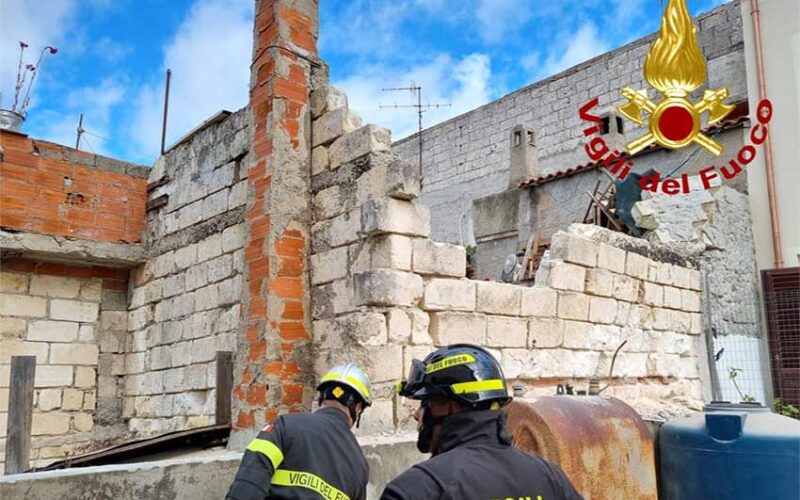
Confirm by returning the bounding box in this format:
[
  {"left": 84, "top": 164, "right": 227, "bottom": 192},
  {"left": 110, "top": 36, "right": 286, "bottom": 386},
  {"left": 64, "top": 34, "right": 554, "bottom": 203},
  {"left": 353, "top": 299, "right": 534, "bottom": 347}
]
[
  {"left": 394, "top": 0, "right": 746, "bottom": 245},
  {"left": 125, "top": 109, "right": 249, "bottom": 436},
  {"left": 0, "top": 260, "right": 130, "bottom": 470},
  {"left": 309, "top": 80, "right": 705, "bottom": 435}
]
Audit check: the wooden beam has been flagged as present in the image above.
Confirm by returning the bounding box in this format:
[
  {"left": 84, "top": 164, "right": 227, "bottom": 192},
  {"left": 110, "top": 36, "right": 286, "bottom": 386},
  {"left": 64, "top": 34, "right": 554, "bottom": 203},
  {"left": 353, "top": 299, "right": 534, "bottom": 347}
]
[
  {"left": 5, "top": 356, "right": 36, "bottom": 475},
  {"left": 216, "top": 351, "right": 233, "bottom": 425}
]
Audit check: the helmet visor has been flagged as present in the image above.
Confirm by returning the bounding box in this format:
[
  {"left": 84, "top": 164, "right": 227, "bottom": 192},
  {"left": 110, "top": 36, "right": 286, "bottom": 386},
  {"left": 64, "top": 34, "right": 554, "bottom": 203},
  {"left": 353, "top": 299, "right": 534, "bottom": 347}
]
[{"left": 397, "top": 359, "right": 426, "bottom": 398}]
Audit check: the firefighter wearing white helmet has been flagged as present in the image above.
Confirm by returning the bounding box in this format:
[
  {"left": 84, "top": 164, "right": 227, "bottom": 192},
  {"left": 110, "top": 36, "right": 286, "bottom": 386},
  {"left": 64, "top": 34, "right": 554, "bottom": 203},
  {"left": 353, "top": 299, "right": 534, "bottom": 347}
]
[{"left": 227, "top": 364, "right": 372, "bottom": 500}]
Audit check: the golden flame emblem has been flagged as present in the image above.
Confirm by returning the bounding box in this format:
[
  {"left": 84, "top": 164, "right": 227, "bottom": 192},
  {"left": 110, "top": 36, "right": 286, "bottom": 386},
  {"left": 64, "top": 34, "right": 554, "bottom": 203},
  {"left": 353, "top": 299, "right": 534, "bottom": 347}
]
[{"left": 618, "top": 0, "right": 733, "bottom": 155}]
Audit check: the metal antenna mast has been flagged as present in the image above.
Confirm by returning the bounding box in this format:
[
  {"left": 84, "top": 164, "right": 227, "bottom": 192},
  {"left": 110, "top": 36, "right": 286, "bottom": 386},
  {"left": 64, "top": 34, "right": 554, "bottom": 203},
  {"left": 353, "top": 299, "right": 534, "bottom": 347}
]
[{"left": 380, "top": 85, "right": 450, "bottom": 172}]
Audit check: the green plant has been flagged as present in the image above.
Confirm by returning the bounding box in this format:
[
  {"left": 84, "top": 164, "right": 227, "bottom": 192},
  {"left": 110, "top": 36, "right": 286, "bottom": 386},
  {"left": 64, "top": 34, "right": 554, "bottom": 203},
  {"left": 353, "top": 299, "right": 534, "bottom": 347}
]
[
  {"left": 774, "top": 398, "right": 800, "bottom": 419},
  {"left": 728, "top": 367, "right": 756, "bottom": 403}
]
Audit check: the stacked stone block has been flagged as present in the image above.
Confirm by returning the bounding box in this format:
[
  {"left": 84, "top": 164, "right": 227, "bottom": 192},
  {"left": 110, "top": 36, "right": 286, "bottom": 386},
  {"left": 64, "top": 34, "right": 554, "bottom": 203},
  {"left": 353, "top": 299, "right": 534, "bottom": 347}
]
[{"left": 0, "top": 266, "right": 126, "bottom": 469}]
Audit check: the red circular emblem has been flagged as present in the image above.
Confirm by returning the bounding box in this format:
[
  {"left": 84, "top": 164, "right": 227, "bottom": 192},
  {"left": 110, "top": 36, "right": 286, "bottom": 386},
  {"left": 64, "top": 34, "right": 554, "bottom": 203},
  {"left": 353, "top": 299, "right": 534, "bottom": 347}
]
[{"left": 658, "top": 105, "right": 694, "bottom": 142}]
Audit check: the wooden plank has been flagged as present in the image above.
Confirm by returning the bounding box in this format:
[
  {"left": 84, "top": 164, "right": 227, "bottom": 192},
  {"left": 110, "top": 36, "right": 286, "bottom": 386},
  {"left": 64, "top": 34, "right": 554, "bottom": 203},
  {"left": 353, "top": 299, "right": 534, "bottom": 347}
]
[
  {"left": 514, "top": 233, "right": 536, "bottom": 282},
  {"left": 5, "top": 355, "right": 36, "bottom": 475},
  {"left": 582, "top": 180, "right": 602, "bottom": 223},
  {"left": 216, "top": 351, "right": 233, "bottom": 425}
]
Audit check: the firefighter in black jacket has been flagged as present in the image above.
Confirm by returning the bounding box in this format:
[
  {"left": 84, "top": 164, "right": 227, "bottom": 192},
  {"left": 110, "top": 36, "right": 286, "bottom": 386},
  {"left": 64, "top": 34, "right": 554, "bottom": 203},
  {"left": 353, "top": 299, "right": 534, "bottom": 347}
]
[
  {"left": 381, "top": 344, "right": 584, "bottom": 500},
  {"left": 227, "top": 364, "right": 372, "bottom": 500}
]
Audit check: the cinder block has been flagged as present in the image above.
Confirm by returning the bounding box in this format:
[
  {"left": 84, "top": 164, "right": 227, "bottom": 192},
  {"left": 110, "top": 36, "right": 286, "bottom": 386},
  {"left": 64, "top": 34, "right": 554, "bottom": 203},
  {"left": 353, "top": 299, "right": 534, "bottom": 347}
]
[
  {"left": 412, "top": 239, "right": 466, "bottom": 277},
  {"left": 361, "top": 198, "right": 430, "bottom": 238},
  {"left": 430, "top": 312, "right": 486, "bottom": 345},
  {"left": 313, "top": 107, "right": 362, "bottom": 147},
  {"left": 476, "top": 281, "right": 521, "bottom": 315},
  {"left": 51, "top": 343, "right": 99, "bottom": 366},
  {"left": 29, "top": 275, "right": 81, "bottom": 298},
  {"left": 528, "top": 318, "right": 563, "bottom": 348},
  {"left": 329, "top": 125, "right": 391, "bottom": 170},
  {"left": 50, "top": 299, "right": 99, "bottom": 323},
  {"left": 549, "top": 233, "right": 597, "bottom": 267},
  {"left": 422, "top": 279, "right": 475, "bottom": 311},
  {"left": 311, "top": 247, "right": 348, "bottom": 285},
  {"left": 353, "top": 270, "right": 423, "bottom": 307},
  {"left": 27, "top": 320, "right": 79, "bottom": 343},
  {"left": 520, "top": 287, "right": 557, "bottom": 317},
  {"left": 0, "top": 294, "right": 47, "bottom": 317},
  {"left": 625, "top": 252, "right": 649, "bottom": 280},
  {"left": 486, "top": 316, "right": 527, "bottom": 347},
  {"left": 597, "top": 244, "right": 626, "bottom": 274},
  {"left": 585, "top": 268, "right": 613, "bottom": 297},
  {"left": 557, "top": 292, "right": 590, "bottom": 321},
  {"left": 548, "top": 262, "right": 586, "bottom": 292},
  {"left": 589, "top": 296, "right": 618, "bottom": 324}
]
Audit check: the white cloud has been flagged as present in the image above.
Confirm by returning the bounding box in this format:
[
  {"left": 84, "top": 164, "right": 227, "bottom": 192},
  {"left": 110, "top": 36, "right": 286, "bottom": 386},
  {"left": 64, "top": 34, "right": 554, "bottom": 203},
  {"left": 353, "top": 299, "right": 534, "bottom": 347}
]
[
  {"left": 335, "top": 52, "right": 493, "bottom": 140},
  {"left": 0, "top": 0, "right": 76, "bottom": 110},
  {"left": 93, "top": 36, "right": 132, "bottom": 63},
  {"left": 525, "top": 23, "right": 611, "bottom": 81},
  {"left": 128, "top": 0, "right": 253, "bottom": 156},
  {"left": 475, "top": 0, "right": 532, "bottom": 43}
]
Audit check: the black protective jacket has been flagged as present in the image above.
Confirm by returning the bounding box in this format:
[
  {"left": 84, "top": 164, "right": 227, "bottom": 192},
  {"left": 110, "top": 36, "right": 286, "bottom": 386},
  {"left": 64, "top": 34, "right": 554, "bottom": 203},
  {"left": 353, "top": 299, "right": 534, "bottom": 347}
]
[
  {"left": 227, "top": 407, "right": 369, "bottom": 500},
  {"left": 380, "top": 410, "right": 584, "bottom": 500}
]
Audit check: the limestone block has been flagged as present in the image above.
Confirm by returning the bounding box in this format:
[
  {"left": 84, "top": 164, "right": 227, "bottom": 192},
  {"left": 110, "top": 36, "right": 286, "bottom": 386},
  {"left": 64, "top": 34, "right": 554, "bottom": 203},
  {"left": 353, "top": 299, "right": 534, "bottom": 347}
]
[
  {"left": 80, "top": 279, "right": 103, "bottom": 301},
  {"left": 352, "top": 235, "right": 413, "bottom": 274},
  {"left": 561, "top": 321, "right": 592, "bottom": 349},
  {"left": 312, "top": 145, "right": 329, "bottom": 176},
  {"left": 653, "top": 308, "right": 671, "bottom": 331},
  {"left": 100, "top": 311, "right": 128, "bottom": 331},
  {"left": 354, "top": 158, "right": 421, "bottom": 205},
  {"left": 74, "top": 413, "right": 94, "bottom": 432},
  {"left": 162, "top": 274, "right": 185, "bottom": 298},
  {"left": 671, "top": 310, "right": 692, "bottom": 333},
  {"left": 356, "top": 399, "right": 393, "bottom": 436},
  {"left": 153, "top": 251, "right": 175, "bottom": 278},
  {"left": 353, "top": 270, "right": 423, "bottom": 307},
  {"left": 386, "top": 309, "right": 412, "bottom": 343},
  {"left": 409, "top": 309, "right": 432, "bottom": 345},
  {"left": 148, "top": 346, "right": 171, "bottom": 371},
  {"left": 690, "top": 313, "right": 702, "bottom": 334},
  {"left": 487, "top": 316, "right": 527, "bottom": 347},
  {"left": 79, "top": 325, "right": 95, "bottom": 342},
  {"left": 549, "top": 233, "right": 597, "bottom": 267},
  {"left": 75, "top": 366, "right": 96, "bottom": 388},
  {"left": 185, "top": 262, "right": 209, "bottom": 291},
  {"left": 27, "top": 320, "right": 79, "bottom": 343},
  {"left": 688, "top": 269, "right": 702, "bottom": 291},
  {"left": 663, "top": 286, "right": 682, "bottom": 309},
  {"left": 597, "top": 244, "right": 626, "bottom": 274},
  {"left": 681, "top": 289, "right": 701, "bottom": 312},
  {"left": 330, "top": 209, "right": 362, "bottom": 247},
  {"left": 228, "top": 181, "right": 247, "bottom": 210},
  {"left": 313, "top": 108, "right": 362, "bottom": 147},
  {"left": 422, "top": 278, "right": 475, "bottom": 311},
  {"left": 589, "top": 297, "right": 618, "bottom": 324},
  {"left": 585, "top": 268, "right": 613, "bottom": 297},
  {"left": 548, "top": 261, "right": 586, "bottom": 292},
  {"left": 38, "top": 388, "right": 62, "bottom": 411},
  {"left": 557, "top": 292, "right": 590, "bottom": 321},
  {"left": 412, "top": 239, "right": 465, "bottom": 277},
  {"left": 672, "top": 265, "right": 692, "bottom": 289},
  {"left": 332, "top": 279, "right": 357, "bottom": 315},
  {"left": 31, "top": 413, "right": 70, "bottom": 435},
  {"left": 0, "top": 317, "right": 26, "bottom": 338},
  {"left": 501, "top": 349, "right": 538, "bottom": 379},
  {"left": 615, "top": 302, "right": 642, "bottom": 327},
  {"left": 51, "top": 343, "right": 99, "bottom": 366},
  {"left": 527, "top": 317, "right": 564, "bottom": 349},
  {"left": 311, "top": 246, "right": 348, "bottom": 285},
  {"left": 313, "top": 319, "right": 345, "bottom": 349},
  {"left": 596, "top": 352, "right": 648, "bottom": 377},
  {"left": 222, "top": 224, "right": 246, "bottom": 253},
  {"left": 476, "top": 281, "right": 521, "bottom": 315},
  {"left": 430, "top": 312, "right": 487, "bottom": 345},
  {"left": 329, "top": 125, "right": 391, "bottom": 170},
  {"left": 190, "top": 336, "right": 216, "bottom": 364},
  {"left": 174, "top": 391, "right": 207, "bottom": 415},
  {"left": 1, "top": 340, "right": 49, "bottom": 364},
  {"left": 520, "top": 287, "right": 557, "bottom": 317},
  {"left": 173, "top": 293, "right": 195, "bottom": 318},
  {"left": 195, "top": 284, "right": 221, "bottom": 311},
  {"left": 174, "top": 244, "right": 199, "bottom": 270},
  {"left": 83, "top": 390, "right": 96, "bottom": 410},
  {"left": 311, "top": 85, "right": 347, "bottom": 119},
  {"left": 647, "top": 353, "right": 682, "bottom": 377},
  {"left": 314, "top": 185, "right": 347, "bottom": 220},
  {"left": 29, "top": 275, "right": 81, "bottom": 298},
  {"left": 361, "top": 198, "right": 430, "bottom": 238},
  {"left": 62, "top": 388, "right": 84, "bottom": 410},
  {"left": 0, "top": 272, "right": 27, "bottom": 293},
  {"left": 0, "top": 294, "right": 46, "bottom": 317},
  {"left": 125, "top": 353, "right": 146, "bottom": 374},
  {"left": 612, "top": 275, "right": 639, "bottom": 302},
  {"left": 198, "top": 234, "right": 223, "bottom": 263},
  {"left": 642, "top": 282, "right": 663, "bottom": 307},
  {"left": 201, "top": 188, "right": 229, "bottom": 219},
  {"left": 50, "top": 299, "right": 99, "bottom": 323},
  {"left": 625, "top": 252, "right": 649, "bottom": 280},
  {"left": 35, "top": 366, "right": 73, "bottom": 388}
]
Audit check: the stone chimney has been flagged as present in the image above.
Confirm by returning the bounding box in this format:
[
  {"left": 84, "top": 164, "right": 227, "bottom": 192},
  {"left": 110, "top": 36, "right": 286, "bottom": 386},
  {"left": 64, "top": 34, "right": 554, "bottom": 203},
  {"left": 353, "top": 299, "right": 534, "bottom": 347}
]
[
  {"left": 509, "top": 124, "right": 538, "bottom": 188},
  {"left": 598, "top": 109, "right": 627, "bottom": 154}
]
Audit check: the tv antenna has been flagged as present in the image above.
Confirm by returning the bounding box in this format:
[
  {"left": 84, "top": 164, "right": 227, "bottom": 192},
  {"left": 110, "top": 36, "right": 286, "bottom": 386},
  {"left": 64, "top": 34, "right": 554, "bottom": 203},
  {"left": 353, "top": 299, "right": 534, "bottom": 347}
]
[{"left": 380, "top": 85, "right": 450, "bottom": 172}]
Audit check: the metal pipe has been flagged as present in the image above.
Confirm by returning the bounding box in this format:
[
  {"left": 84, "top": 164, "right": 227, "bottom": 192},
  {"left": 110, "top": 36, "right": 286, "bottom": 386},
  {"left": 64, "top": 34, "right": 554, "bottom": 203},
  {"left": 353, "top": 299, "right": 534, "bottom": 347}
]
[
  {"left": 160, "top": 69, "right": 172, "bottom": 156},
  {"left": 75, "top": 113, "right": 83, "bottom": 150},
  {"left": 750, "top": 0, "right": 783, "bottom": 268}
]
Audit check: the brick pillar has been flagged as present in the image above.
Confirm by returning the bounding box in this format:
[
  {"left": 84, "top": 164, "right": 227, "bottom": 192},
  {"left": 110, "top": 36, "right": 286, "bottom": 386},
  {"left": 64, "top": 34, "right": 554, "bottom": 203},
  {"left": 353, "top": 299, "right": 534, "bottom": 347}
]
[{"left": 232, "top": 0, "right": 318, "bottom": 441}]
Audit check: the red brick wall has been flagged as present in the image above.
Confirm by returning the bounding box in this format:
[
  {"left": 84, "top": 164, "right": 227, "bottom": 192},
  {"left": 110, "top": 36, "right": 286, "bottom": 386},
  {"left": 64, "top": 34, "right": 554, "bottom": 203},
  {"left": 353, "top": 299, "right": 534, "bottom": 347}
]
[{"left": 0, "top": 132, "right": 146, "bottom": 243}]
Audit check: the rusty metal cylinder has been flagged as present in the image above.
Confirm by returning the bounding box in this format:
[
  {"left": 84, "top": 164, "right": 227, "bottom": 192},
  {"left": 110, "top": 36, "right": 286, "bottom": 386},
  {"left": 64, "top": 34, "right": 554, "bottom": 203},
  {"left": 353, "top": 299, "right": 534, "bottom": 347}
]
[{"left": 504, "top": 396, "right": 657, "bottom": 500}]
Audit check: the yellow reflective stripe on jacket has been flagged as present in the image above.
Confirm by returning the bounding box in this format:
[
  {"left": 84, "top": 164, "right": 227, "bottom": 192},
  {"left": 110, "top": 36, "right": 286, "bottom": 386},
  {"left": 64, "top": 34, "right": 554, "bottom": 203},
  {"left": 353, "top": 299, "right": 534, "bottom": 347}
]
[
  {"left": 451, "top": 379, "right": 505, "bottom": 394},
  {"left": 319, "top": 372, "right": 371, "bottom": 400},
  {"left": 246, "top": 438, "right": 284, "bottom": 471},
  {"left": 272, "top": 469, "right": 351, "bottom": 500},
  {"left": 424, "top": 353, "right": 476, "bottom": 373}
]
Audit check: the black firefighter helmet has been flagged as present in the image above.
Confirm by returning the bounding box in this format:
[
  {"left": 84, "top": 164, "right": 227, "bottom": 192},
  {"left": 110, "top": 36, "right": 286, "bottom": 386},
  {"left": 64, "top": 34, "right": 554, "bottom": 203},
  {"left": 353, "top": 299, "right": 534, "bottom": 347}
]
[{"left": 397, "top": 344, "right": 511, "bottom": 409}]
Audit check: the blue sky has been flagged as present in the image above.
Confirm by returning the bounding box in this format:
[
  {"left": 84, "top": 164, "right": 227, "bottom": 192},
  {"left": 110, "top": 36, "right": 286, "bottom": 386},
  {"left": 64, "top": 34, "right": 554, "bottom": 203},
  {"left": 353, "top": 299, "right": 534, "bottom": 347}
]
[{"left": 0, "top": 0, "right": 729, "bottom": 165}]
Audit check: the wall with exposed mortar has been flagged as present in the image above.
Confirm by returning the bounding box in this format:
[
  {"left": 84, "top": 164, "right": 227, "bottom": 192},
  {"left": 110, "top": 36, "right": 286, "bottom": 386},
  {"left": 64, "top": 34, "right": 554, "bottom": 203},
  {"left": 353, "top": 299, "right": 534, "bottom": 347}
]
[
  {"left": 122, "top": 109, "right": 249, "bottom": 435},
  {"left": 0, "top": 260, "right": 130, "bottom": 470},
  {"left": 394, "top": 0, "right": 747, "bottom": 246},
  {"left": 309, "top": 78, "right": 706, "bottom": 434}
]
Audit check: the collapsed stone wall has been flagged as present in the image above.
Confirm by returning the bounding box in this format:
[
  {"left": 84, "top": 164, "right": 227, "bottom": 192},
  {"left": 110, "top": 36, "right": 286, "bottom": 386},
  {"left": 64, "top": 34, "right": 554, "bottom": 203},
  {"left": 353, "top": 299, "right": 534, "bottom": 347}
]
[
  {"left": 309, "top": 80, "right": 705, "bottom": 433},
  {"left": 123, "top": 110, "right": 249, "bottom": 435},
  {"left": 0, "top": 261, "right": 129, "bottom": 470}
]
